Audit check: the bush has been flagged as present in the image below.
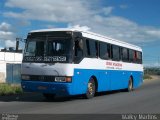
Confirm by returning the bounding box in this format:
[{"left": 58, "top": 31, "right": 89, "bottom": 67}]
[
  {"left": 0, "top": 84, "right": 23, "bottom": 96},
  {"left": 143, "top": 74, "right": 152, "bottom": 80}
]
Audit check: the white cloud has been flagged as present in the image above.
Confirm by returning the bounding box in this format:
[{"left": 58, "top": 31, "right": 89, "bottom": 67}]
[
  {"left": 3, "top": 0, "right": 160, "bottom": 45},
  {"left": 0, "top": 22, "right": 15, "bottom": 40},
  {"left": 102, "top": 7, "right": 114, "bottom": 16},
  {"left": 69, "top": 15, "right": 160, "bottom": 44},
  {"left": 0, "top": 22, "right": 11, "bottom": 32},
  {"left": 68, "top": 24, "right": 90, "bottom": 31},
  {"left": 4, "top": 0, "right": 94, "bottom": 22},
  {"left": 5, "top": 40, "right": 16, "bottom": 47},
  {"left": 0, "top": 31, "right": 14, "bottom": 40},
  {"left": 145, "top": 30, "right": 160, "bottom": 38},
  {"left": 0, "top": 22, "right": 16, "bottom": 48}
]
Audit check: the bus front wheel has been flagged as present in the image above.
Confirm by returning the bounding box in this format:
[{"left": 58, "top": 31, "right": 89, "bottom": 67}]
[{"left": 84, "top": 78, "right": 96, "bottom": 99}]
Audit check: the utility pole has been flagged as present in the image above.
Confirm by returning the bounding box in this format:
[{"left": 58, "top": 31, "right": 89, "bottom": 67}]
[
  {"left": 158, "top": 56, "right": 160, "bottom": 68},
  {"left": 16, "top": 38, "right": 20, "bottom": 52}
]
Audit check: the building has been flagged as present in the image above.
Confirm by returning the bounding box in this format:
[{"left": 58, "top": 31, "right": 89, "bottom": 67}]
[{"left": 0, "top": 51, "right": 22, "bottom": 83}]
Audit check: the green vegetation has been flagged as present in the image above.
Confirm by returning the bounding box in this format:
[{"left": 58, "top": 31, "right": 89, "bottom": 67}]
[
  {"left": 143, "top": 74, "right": 152, "bottom": 80},
  {"left": 144, "top": 67, "right": 160, "bottom": 75},
  {"left": 0, "top": 84, "right": 23, "bottom": 96},
  {"left": 143, "top": 67, "right": 160, "bottom": 80}
]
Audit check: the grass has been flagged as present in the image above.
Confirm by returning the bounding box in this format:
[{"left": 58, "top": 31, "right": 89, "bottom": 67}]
[
  {"left": 143, "top": 74, "right": 152, "bottom": 80},
  {"left": 0, "top": 83, "right": 23, "bottom": 96}
]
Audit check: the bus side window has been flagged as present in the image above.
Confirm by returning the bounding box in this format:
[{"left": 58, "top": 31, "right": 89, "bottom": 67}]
[
  {"left": 99, "top": 42, "right": 110, "bottom": 60},
  {"left": 86, "top": 39, "right": 98, "bottom": 58},
  {"left": 140, "top": 52, "right": 142, "bottom": 64},
  {"left": 129, "top": 49, "right": 134, "bottom": 63},
  {"left": 111, "top": 45, "right": 120, "bottom": 61},
  {"left": 107, "top": 44, "right": 111, "bottom": 59},
  {"left": 122, "top": 47, "right": 129, "bottom": 62},
  {"left": 133, "top": 51, "right": 137, "bottom": 63},
  {"left": 137, "top": 51, "right": 142, "bottom": 64}
]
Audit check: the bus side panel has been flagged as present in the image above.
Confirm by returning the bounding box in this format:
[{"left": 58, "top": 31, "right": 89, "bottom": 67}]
[
  {"left": 109, "top": 70, "right": 126, "bottom": 90},
  {"left": 97, "top": 70, "right": 110, "bottom": 92},
  {"left": 72, "top": 69, "right": 111, "bottom": 94},
  {"left": 71, "top": 69, "right": 143, "bottom": 95},
  {"left": 121, "top": 70, "right": 132, "bottom": 89},
  {"left": 72, "top": 69, "right": 100, "bottom": 95},
  {"left": 132, "top": 71, "right": 143, "bottom": 89},
  {"left": 109, "top": 70, "right": 143, "bottom": 90}
]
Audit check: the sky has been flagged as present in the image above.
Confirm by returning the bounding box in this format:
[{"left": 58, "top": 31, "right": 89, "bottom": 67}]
[{"left": 0, "top": 0, "right": 160, "bottom": 67}]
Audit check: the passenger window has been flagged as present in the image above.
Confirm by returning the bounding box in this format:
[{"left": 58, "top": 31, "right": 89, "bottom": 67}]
[
  {"left": 111, "top": 45, "right": 120, "bottom": 61},
  {"left": 133, "top": 51, "right": 137, "bottom": 63},
  {"left": 86, "top": 39, "right": 98, "bottom": 58},
  {"left": 99, "top": 42, "right": 110, "bottom": 60},
  {"left": 137, "top": 51, "right": 142, "bottom": 64},
  {"left": 129, "top": 49, "right": 134, "bottom": 62},
  {"left": 122, "top": 47, "right": 129, "bottom": 62}
]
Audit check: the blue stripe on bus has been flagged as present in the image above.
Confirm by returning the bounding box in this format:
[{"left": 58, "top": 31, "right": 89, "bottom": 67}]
[
  {"left": 21, "top": 69, "right": 143, "bottom": 96},
  {"left": 72, "top": 69, "right": 143, "bottom": 95}
]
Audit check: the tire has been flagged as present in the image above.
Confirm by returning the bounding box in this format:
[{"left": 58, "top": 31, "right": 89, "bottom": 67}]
[
  {"left": 43, "top": 93, "right": 55, "bottom": 100},
  {"left": 127, "top": 78, "right": 133, "bottom": 92},
  {"left": 85, "top": 78, "right": 96, "bottom": 99}
]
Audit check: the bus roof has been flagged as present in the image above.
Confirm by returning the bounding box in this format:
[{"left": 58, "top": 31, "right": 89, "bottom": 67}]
[{"left": 30, "top": 28, "right": 142, "bottom": 51}]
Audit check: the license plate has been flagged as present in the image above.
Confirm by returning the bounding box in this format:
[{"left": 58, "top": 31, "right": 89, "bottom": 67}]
[{"left": 38, "top": 86, "right": 47, "bottom": 90}]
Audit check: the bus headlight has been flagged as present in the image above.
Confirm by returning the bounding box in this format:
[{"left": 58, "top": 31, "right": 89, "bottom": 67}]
[
  {"left": 55, "top": 77, "right": 72, "bottom": 82},
  {"left": 21, "top": 75, "right": 30, "bottom": 80}
]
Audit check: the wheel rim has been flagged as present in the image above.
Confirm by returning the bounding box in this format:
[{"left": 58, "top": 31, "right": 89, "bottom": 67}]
[
  {"left": 129, "top": 80, "right": 133, "bottom": 91},
  {"left": 88, "top": 83, "right": 93, "bottom": 95},
  {"left": 87, "top": 80, "right": 95, "bottom": 95}
]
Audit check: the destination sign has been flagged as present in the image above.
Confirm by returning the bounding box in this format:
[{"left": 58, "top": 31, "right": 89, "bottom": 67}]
[{"left": 24, "top": 56, "right": 67, "bottom": 62}]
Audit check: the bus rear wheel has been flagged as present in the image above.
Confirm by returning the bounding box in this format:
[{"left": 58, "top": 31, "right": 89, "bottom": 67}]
[
  {"left": 85, "top": 78, "right": 96, "bottom": 99},
  {"left": 127, "top": 77, "right": 133, "bottom": 92},
  {"left": 43, "top": 93, "right": 55, "bottom": 100}
]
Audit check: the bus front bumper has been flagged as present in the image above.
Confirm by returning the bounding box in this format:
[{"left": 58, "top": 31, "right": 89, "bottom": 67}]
[{"left": 21, "top": 80, "right": 73, "bottom": 96}]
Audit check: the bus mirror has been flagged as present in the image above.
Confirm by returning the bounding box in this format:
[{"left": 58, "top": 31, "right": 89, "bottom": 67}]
[{"left": 77, "top": 38, "right": 83, "bottom": 50}]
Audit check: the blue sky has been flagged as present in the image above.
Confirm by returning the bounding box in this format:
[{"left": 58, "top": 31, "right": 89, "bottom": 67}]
[{"left": 0, "top": 0, "right": 160, "bottom": 67}]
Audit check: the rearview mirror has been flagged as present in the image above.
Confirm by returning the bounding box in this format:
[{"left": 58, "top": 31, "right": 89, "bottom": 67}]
[{"left": 76, "top": 38, "right": 83, "bottom": 50}]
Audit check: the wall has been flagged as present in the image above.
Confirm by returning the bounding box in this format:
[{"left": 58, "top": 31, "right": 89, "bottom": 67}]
[{"left": 0, "top": 52, "right": 22, "bottom": 83}]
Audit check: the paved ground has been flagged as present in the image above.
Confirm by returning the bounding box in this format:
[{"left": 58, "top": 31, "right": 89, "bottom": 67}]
[{"left": 0, "top": 77, "right": 160, "bottom": 114}]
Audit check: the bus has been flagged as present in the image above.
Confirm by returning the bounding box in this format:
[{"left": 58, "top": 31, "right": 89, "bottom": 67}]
[{"left": 21, "top": 28, "right": 143, "bottom": 99}]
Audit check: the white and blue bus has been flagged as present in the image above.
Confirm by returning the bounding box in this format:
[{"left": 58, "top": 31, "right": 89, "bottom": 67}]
[{"left": 21, "top": 28, "right": 143, "bottom": 99}]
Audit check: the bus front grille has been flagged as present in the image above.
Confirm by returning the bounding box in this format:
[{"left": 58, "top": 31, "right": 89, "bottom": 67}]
[{"left": 29, "top": 75, "right": 55, "bottom": 82}]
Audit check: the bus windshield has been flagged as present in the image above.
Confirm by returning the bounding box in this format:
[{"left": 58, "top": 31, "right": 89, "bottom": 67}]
[{"left": 23, "top": 37, "right": 73, "bottom": 63}]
